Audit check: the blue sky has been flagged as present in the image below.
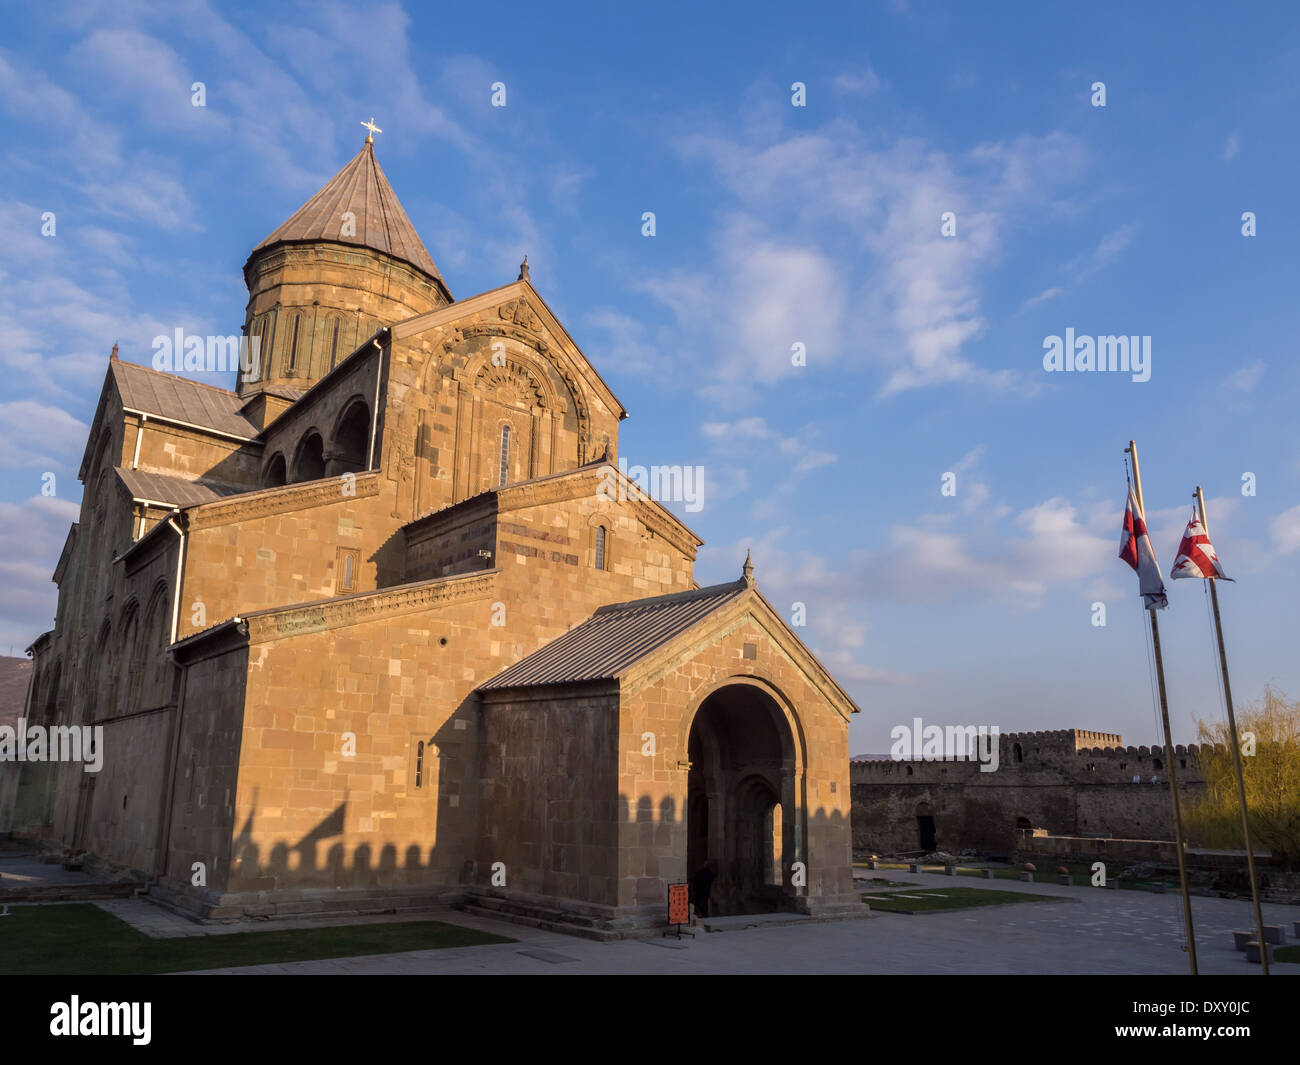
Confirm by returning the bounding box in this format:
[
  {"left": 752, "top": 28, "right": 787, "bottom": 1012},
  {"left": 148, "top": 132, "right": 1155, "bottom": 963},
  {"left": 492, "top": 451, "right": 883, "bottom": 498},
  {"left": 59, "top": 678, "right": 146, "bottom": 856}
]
[{"left": 2, "top": 1, "right": 1297, "bottom": 753}]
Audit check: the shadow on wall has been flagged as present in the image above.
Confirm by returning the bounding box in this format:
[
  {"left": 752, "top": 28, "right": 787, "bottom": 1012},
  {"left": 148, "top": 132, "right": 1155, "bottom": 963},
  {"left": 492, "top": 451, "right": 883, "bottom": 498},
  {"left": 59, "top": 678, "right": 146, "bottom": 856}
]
[{"left": 212, "top": 788, "right": 850, "bottom": 911}]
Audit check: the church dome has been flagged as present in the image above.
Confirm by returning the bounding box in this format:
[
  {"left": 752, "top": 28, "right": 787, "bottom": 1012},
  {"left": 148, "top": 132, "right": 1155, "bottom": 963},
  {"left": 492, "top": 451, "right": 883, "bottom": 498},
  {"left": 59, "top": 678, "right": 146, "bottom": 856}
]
[
  {"left": 239, "top": 134, "right": 453, "bottom": 398},
  {"left": 248, "top": 139, "right": 447, "bottom": 289}
]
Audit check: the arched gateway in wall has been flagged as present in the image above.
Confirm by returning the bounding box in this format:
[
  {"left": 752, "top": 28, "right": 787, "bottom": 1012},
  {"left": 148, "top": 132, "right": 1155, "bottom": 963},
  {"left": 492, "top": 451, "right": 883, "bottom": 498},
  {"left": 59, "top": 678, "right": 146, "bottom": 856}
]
[{"left": 686, "top": 679, "right": 803, "bottom": 916}]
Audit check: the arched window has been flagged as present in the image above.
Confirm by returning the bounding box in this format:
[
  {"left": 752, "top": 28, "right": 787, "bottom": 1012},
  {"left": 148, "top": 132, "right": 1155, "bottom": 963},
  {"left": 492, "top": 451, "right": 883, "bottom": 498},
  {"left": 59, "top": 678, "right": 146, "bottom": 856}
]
[
  {"left": 330, "top": 400, "right": 370, "bottom": 473},
  {"left": 498, "top": 424, "right": 511, "bottom": 487},
  {"left": 264, "top": 452, "right": 287, "bottom": 487},
  {"left": 293, "top": 432, "right": 325, "bottom": 482},
  {"left": 119, "top": 602, "right": 142, "bottom": 714},
  {"left": 288, "top": 314, "right": 301, "bottom": 373},
  {"left": 1013, "top": 743, "right": 1024, "bottom": 764},
  {"left": 329, "top": 319, "right": 341, "bottom": 369},
  {"left": 594, "top": 525, "right": 607, "bottom": 571}
]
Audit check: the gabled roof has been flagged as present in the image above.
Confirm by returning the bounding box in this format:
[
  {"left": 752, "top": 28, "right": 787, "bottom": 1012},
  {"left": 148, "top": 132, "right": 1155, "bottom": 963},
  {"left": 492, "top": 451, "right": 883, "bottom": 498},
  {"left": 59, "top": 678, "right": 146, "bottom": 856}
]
[
  {"left": 479, "top": 580, "right": 748, "bottom": 691},
  {"left": 390, "top": 279, "right": 627, "bottom": 420},
  {"left": 111, "top": 359, "right": 258, "bottom": 439},
  {"left": 249, "top": 140, "right": 445, "bottom": 287},
  {"left": 115, "top": 468, "right": 244, "bottom": 508}
]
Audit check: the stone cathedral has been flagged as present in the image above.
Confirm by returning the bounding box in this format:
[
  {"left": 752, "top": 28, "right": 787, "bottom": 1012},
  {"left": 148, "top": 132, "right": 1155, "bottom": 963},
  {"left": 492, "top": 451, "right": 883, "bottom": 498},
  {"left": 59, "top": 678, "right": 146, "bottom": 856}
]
[{"left": 12, "top": 134, "right": 859, "bottom": 936}]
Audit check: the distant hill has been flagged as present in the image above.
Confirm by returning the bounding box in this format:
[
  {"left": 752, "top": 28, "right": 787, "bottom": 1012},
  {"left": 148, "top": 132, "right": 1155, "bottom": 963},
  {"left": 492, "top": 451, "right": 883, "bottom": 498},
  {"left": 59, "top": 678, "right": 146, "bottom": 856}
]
[{"left": 0, "top": 656, "right": 32, "bottom": 730}]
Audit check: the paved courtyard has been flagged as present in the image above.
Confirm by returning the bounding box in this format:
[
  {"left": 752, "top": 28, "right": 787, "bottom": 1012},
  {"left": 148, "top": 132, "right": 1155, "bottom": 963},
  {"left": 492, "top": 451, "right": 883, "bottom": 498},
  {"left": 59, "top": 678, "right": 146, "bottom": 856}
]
[{"left": 170, "top": 869, "right": 1299, "bottom": 975}]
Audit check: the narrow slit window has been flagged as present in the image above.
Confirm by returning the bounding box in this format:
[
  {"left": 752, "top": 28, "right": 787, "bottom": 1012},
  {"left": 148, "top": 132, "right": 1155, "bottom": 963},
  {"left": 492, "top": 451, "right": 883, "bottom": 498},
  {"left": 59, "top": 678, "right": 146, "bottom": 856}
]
[
  {"left": 288, "top": 315, "right": 301, "bottom": 372},
  {"left": 337, "top": 547, "right": 360, "bottom": 593},
  {"left": 415, "top": 741, "right": 424, "bottom": 789},
  {"left": 330, "top": 319, "right": 340, "bottom": 369},
  {"left": 594, "top": 525, "right": 606, "bottom": 570},
  {"left": 499, "top": 425, "right": 511, "bottom": 487}
]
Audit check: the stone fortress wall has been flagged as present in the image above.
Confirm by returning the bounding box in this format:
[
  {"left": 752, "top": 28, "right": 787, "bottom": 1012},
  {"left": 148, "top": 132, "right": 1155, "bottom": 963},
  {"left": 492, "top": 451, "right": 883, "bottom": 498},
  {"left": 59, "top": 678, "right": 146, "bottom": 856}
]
[{"left": 850, "top": 728, "right": 1215, "bottom": 854}]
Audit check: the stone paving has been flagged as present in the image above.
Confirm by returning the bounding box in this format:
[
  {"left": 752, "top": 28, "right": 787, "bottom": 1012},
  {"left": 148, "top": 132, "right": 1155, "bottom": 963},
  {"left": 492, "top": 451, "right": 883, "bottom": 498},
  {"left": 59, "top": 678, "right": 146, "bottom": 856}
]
[{"left": 177, "top": 869, "right": 1300, "bottom": 975}]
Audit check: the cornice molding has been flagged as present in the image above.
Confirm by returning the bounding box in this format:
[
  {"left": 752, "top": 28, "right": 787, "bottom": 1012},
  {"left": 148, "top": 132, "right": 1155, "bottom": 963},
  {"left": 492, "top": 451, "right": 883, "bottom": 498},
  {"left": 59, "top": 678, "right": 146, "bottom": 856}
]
[
  {"left": 186, "top": 470, "right": 381, "bottom": 531},
  {"left": 245, "top": 570, "right": 499, "bottom": 644}
]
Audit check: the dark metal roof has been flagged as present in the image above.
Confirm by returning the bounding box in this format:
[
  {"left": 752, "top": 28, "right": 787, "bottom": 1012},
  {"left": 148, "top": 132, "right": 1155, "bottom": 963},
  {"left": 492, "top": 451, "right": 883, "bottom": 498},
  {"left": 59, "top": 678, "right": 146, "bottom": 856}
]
[
  {"left": 480, "top": 580, "right": 748, "bottom": 691},
  {"left": 115, "top": 468, "right": 244, "bottom": 508},
  {"left": 112, "top": 359, "right": 258, "bottom": 438},
  {"left": 251, "top": 140, "right": 444, "bottom": 284}
]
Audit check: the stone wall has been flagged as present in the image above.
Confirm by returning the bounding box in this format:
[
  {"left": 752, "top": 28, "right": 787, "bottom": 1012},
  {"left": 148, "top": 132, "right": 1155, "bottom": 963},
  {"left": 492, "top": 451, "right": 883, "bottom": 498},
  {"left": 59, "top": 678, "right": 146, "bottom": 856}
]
[
  {"left": 851, "top": 729, "right": 1209, "bottom": 854},
  {"left": 478, "top": 686, "right": 622, "bottom": 906}
]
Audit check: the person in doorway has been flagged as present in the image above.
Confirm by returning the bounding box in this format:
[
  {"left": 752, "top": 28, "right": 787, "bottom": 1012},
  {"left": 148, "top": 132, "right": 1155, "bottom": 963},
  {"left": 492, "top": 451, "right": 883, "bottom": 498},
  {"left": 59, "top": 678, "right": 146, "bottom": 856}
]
[{"left": 693, "top": 860, "right": 716, "bottom": 918}]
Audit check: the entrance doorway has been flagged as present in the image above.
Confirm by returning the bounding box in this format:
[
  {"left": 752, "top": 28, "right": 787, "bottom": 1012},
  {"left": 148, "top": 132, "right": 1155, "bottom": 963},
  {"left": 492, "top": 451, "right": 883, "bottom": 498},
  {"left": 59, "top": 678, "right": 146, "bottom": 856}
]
[
  {"left": 915, "top": 801, "right": 936, "bottom": 850},
  {"left": 686, "top": 682, "right": 799, "bottom": 916}
]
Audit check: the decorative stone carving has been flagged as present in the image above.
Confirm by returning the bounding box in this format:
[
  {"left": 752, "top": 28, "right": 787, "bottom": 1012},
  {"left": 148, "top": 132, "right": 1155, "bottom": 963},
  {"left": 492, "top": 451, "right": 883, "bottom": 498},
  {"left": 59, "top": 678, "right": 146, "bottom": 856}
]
[
  {"left": 474, "top": 359, "right": 546, "bottom": 410},
  {"left": 497, "top": 298, "right": 539, "bottom": 333}
]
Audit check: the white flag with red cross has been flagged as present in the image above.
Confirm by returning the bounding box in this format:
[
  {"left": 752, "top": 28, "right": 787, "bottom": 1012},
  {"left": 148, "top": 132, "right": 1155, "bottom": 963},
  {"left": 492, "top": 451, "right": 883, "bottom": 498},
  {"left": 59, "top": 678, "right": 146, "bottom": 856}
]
[
  {"left": 1118, "top": 485, "right": 1168, "bottom": 609},
  {"left": 1170, "top": 512, "right": 1231, "bottom": 581}
]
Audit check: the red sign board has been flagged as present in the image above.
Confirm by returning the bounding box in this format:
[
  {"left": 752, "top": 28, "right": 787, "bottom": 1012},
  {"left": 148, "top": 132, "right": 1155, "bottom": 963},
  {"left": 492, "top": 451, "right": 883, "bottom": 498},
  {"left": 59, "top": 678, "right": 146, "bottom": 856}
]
[{"left": 667, "top": 883, "right": 690, "bottom": 925}]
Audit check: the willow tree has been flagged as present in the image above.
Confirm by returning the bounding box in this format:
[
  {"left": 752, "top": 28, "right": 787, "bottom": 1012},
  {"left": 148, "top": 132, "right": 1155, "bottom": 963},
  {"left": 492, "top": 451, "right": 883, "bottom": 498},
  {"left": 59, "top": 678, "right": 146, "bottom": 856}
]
[{"left": 1185, "top": 686, "right": 1300, "bottom": 870}]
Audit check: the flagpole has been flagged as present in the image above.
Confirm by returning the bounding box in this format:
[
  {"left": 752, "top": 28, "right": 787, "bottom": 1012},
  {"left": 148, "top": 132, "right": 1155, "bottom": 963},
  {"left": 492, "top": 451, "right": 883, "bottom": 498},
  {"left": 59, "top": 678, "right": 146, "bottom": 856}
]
[
  {"left": 1196, "top": 485, "right": 1268, "bottom": 974},
  {"left": 1127, "top": 440, "right": 1199, "bottom": 975}
]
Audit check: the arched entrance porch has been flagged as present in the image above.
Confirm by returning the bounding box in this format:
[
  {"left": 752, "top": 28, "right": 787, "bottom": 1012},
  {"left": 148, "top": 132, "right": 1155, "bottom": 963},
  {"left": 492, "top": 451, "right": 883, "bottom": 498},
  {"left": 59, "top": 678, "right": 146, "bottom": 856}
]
[{"left": 686, "top": 680, "right": 801, "bottom": 916}]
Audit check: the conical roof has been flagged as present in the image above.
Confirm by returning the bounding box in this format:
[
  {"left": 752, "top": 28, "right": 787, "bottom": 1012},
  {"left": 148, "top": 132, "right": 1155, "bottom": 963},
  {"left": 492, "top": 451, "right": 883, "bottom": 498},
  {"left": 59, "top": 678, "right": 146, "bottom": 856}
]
[{"left": 250, "top": 140, "right": 444, "bottom": 284}]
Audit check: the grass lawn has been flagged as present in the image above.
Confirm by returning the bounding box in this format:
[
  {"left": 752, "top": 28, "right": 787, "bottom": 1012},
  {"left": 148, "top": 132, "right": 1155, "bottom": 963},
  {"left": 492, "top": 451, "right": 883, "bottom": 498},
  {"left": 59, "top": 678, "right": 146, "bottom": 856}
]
[
  {"left": 861, "top": 886, "right": 1062, "bottom": 913},
  {"left": 0, "top": 903, "right": 515, "bottom": 975}
]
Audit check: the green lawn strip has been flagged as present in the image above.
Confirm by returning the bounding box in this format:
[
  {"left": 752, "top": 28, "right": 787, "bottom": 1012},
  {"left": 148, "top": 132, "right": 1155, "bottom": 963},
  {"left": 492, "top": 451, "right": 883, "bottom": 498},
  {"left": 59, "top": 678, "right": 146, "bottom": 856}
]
[
  {"left": 1274, "top": 946, "right": 1300, "bottom": 965},
  {"left": 860, "top": 886, "right": 1062, "bottom": 913},
  {"left": 1, "top": 903, "right": 515, "bottom": 975}
]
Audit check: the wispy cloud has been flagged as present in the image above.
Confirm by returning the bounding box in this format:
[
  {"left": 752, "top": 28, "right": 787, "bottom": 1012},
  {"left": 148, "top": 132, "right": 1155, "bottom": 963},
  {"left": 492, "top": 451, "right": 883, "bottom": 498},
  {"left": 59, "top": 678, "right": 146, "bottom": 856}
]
[
  {"left": 1224, "top": 359, "right": 1265, "bottom": 392},
  {"left": 641, "top": 121, "right": 1085, "bottom": 399}
]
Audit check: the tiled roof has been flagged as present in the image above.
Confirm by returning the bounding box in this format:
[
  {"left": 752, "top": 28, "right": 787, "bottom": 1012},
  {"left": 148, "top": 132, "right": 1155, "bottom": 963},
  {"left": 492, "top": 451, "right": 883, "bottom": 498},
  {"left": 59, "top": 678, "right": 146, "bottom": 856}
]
[
  {"left": 251, "top": 140, "right": 444, "bottom": 284},
  {"left": 112, "top": 360, "right": 258, "bottom": 438},
  {"left": 479, "top": 580, "right": 748, "bottom": 691},
  {"left": 115, "top": 468, "right": 244, "bottom": 508}
]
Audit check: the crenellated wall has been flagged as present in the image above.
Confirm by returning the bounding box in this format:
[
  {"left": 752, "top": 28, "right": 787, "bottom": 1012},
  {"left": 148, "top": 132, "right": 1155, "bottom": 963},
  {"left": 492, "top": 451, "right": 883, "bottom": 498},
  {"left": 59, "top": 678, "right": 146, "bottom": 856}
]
[{"left": 851, "top": 729, "right": 1211, "bottom": 854}]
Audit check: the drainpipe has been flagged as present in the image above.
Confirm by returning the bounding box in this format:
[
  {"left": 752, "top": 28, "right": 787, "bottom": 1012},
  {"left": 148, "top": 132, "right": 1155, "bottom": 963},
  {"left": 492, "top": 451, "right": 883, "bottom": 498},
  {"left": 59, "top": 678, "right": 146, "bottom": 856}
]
[
  {"left": 165, "top": 514, "right": 186, "bottom": 643},
  {"left": 366, "top": 334, "right": 385, "bottom": 470},
  {"left": 131, "top": 413, "right": 147, "bottom": 470}
]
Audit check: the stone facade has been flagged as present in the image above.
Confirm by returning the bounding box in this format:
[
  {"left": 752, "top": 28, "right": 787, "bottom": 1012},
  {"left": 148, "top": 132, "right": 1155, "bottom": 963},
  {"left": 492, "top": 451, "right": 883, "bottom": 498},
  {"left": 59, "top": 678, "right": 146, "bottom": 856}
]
[
  {"left": 851, "top": 729, "right": 1207, "bottom": 855},
  {"left": 9, "top": 138, "right": 860, "bottom": 934}
]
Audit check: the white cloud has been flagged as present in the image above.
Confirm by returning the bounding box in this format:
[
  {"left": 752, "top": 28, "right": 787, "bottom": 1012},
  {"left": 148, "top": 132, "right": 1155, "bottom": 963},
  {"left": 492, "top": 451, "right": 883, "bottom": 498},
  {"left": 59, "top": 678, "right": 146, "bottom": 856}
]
[
  {"left": 0, "top": 495, "right": 80, "bottom": 649},
  {"left": 1018, "top": 285, "right": 1063, "bottom": 313},
  {"left": 1272, "top": 505, "right": 1300, "bottom": 555},
  {"left": 1223, "top": 133, "right": 1240, "bottom": 161},
  {"left": 0, "top": 402, "right": 91, "bottom": 470},
  {"left": 646, "top": 123, "right": 1086, "bottom": 399},
  {"left": 833, "top": 69, "right": 882, "bottom": 97},
  {"left": 1224, "top": 359, "right": 1265, "bottom": 392}
]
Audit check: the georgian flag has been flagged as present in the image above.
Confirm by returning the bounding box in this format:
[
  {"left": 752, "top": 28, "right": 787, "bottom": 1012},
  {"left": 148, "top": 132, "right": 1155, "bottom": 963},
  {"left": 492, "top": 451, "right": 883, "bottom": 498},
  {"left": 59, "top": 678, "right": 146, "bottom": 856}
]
[
  {"left": 1170, "top": 513, "right": 1231, "bottom": 581},
  {"left": 1119, "top": 485, "right": 1168, "bottom": 609}
]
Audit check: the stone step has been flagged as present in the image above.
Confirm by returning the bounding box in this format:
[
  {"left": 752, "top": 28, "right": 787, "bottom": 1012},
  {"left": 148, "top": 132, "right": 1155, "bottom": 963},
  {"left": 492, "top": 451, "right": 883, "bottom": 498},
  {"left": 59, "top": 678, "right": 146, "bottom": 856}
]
[
  {"left": 0, "top": 881, "right": 138, "bottom": 902},
  {"left": 456, "top": 899, "right": 622, "bottom": 943},
  {"left": 458, "top": 894, "right": 606, "bottom": 928}
]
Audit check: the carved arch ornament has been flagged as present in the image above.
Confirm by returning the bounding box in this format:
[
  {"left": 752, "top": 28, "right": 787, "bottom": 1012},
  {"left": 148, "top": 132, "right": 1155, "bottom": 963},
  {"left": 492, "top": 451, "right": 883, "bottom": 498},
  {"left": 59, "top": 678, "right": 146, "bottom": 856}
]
[{"left": 427, "top": 317, "right": 593, "bottom": 458}]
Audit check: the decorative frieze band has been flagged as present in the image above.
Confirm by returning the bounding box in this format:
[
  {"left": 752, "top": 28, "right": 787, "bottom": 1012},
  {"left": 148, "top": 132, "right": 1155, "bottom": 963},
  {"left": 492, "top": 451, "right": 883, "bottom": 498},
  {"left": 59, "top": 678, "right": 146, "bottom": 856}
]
[
  {"left": 247, "top": 570, "right": 498, "bottom": 643},
  {"left": 186, "top": 471, "right": 382, "bottom": 531}
]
